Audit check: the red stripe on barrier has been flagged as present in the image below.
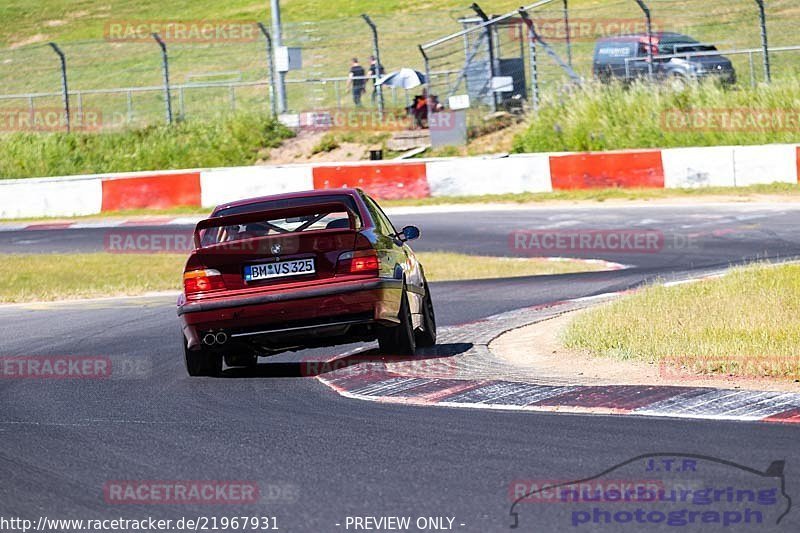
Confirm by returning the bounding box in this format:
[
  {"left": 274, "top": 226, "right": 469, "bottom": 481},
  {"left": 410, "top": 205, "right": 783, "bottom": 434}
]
[
  {"left": 796, "top": 146, "right": 799, "bottom": 184},
  {"left": 101, "top": 172, "right": 201, "bottom": 212},
  {"left": 312, "top": 163, "right": 429, "bottom": 200},
  {"left": 549, "top": 150, "right": 665, "bottom": 190}
]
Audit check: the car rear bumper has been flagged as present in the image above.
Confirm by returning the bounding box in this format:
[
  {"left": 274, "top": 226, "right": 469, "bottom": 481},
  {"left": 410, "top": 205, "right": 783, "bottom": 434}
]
[{"left": 178, "top": 278, "right": 405, "bottom": 350}]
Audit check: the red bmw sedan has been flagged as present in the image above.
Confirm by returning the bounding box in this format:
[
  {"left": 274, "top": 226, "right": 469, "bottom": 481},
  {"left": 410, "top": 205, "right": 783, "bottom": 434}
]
[{"left": 177, "top": 188, "right": 436, "bottom": 376}]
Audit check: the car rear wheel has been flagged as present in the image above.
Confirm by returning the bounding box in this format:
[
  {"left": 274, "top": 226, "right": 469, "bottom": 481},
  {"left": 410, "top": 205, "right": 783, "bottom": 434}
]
[
  {"left": 378, "top": 288, "right": 416, "bottom": 356},
  {"left": 415, "top": 282, "right": 437, "bottom": 348},
  {"left": 184, "top": 337, "right": 222, "bottom": 377}
]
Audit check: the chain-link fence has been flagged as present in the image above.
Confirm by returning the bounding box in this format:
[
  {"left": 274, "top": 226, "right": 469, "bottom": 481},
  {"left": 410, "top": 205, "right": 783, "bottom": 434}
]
[
  {"left": 0, "top": 1, "right": 799, "bottom": 133},
  {"left": 421, "top": 0, "right": 800, "bottom": 120}
]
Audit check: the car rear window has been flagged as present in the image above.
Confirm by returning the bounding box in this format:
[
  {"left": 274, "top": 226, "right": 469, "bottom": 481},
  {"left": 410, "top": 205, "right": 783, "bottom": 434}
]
[
  {"left": 200, "top": 198, "right": 362, "bottom": 248},
  {"left": 660, "top": 42, "right": 717, "bottom": 54},
  {"left": 215, "top": 194, "right": 359, "bottom": 218}
]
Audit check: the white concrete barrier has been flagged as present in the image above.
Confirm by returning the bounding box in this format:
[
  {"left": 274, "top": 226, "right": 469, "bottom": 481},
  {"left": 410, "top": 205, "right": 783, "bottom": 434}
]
[
  {"left": 426, "top": 154, "right": 552, "bottom": 197},
  {"left": 0, "top": 177, "right": 102, "bottom": 218},
  {"left": 200, "top": 165, "right": 314, "bottom": 208},
  {"left": 733, "top": 144, "right": 799, "bottom": 186},
  {"left": 1, "top": 142, "right": 798, "bottom": 219},
  {"left": 662, "top": 146, "right": 736, "bottom": 188}
]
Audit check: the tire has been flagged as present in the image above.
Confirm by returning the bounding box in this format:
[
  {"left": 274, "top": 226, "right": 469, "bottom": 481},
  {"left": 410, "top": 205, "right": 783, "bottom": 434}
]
[
  {"left": 415, "top": 282, "right": 437, "bottom": 348},
  {"left": 378, "top": 288, "right": 416, "bottom": 356},
  {"left": 184, "top": 337, "right": 222, "bottom": 377}
]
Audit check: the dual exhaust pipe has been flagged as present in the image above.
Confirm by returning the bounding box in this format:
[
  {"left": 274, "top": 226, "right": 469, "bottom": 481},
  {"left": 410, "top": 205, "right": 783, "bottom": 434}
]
[{"left": 202, "top": 331, "right": 228, "bottom": 346}]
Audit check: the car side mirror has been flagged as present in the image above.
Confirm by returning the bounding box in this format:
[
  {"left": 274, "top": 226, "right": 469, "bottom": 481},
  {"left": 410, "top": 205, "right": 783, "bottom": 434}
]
[{"left": 398, "top": 225, "right": 420, "bottom": 242}]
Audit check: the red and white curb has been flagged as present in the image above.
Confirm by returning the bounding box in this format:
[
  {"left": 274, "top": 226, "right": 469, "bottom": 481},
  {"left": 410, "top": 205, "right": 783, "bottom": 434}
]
[{"left": 314, "top": 276, "right": 800, "bottom": 424}]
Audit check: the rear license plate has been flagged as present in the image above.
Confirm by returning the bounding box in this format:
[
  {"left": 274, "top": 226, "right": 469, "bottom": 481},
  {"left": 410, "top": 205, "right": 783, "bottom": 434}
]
[{"left": 244, "top": 258, "right": 315, "bottom": 282}]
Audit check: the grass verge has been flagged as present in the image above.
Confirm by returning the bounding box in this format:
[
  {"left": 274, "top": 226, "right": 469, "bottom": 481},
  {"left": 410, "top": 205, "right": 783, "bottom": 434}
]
[
  {"left": 0, "top": 252, "right": 604, "bottom": 303},
  {"left": 0, "top": 113, "right": 293, "bottom": 180},
  {"left": 0, "top": 253, "right": 187, "bottom": 302},
  {"left": 562, "top": 263, "right": 800, "bottom": 380}
]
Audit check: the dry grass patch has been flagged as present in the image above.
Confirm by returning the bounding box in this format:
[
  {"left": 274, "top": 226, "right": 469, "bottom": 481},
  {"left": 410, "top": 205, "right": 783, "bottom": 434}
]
[
  {"left": 562, "top": 263, "right": 800, "bottom": 379},
  {"left": 0, "top": 251, "right": 606, "bottom": 302}
]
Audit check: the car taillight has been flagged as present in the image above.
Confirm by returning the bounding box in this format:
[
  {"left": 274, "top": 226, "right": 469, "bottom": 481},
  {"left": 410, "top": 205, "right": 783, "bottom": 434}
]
[
  {"left": 184, "top": 269, "right": 226, "bottom": 295},
  {"left": 337, "top": 250, "right": 379, "bottom": 275}
]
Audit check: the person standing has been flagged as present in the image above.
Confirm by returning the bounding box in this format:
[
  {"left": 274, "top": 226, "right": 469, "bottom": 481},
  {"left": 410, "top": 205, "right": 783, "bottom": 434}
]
[
  {"left": 368, "top": 55, "right": 385, "bottom": 105},
  {"left": 347, "top": 58, "right": 366, "bottom": 107}
]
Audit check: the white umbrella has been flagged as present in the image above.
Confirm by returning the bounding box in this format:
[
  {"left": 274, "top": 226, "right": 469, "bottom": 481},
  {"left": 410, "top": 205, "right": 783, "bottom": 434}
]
[{"left": 376, "top": 68, "right": 427, "bottom": 89}]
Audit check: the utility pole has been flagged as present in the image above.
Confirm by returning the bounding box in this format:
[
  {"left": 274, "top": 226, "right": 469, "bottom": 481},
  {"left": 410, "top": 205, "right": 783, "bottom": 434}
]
[{"left": 270, "top": 0, "right": 288, "bottom": 113}]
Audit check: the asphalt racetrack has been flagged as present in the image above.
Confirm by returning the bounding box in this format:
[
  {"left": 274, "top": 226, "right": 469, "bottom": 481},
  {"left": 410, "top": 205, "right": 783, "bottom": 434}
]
[{"left": 1, "top": 203, "right": 799, "bottom": 532}]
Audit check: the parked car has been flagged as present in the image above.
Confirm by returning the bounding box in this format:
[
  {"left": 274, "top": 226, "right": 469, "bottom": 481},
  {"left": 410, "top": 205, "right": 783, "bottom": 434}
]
[
  {"left": 593, "top": 32, "right": 736, "bottom": 85},
  {"left": 177, "top": 188, "right": 436, "bottom": 376}
]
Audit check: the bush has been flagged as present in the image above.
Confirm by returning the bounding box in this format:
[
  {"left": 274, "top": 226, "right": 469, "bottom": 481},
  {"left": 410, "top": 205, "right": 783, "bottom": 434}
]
[
  {"left": 512, "top": 78, "right": 800, "bottom": 153},
  {"left": 311, "top": 133, "right": 341, "bottom": 154}
]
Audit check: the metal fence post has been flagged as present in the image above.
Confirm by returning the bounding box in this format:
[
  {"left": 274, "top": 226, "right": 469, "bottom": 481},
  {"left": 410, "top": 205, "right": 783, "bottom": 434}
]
[
  {"left": 471, "top": 3, "right": 498, "bottom": 112},
  {"left": 47, "top": 42, "right": 70, "bottom": 132},
  {"left": 151, "top": 33, "right": 173, "bottom": 124},
  {"left": 754, "top": 0, "right": 771, "bottom": 83},
  {"left": 562, "top": 0, "right": 573, "bottom": 69},
  {"left": 257, "top": 22, "right": 278, "bottom": 117},
  {"left": 419, "top": 45, "right": 433, "bottom": 130},
  {"left": 633, "top": 0, "right": 654, "bottom": 79},
  {"left": 361, "top": 14, "right": 384, "bottom": 114},
  {"left": 519, "top": 11, "right": 540, "bottom": 112},
  {"left": 520, "top": 16, "right": 539, "bottom": 111}
]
